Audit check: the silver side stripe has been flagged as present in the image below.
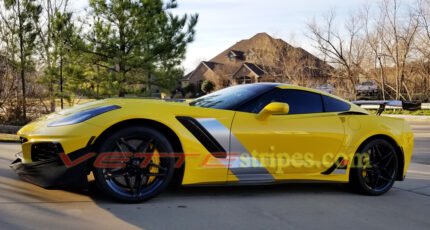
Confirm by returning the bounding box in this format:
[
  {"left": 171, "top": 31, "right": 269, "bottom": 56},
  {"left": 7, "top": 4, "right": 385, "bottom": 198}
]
[
  {"left": 195, "top": 118, "right": 230, "bottom": 152},
  {"left": 196, "top": 118, "right": 275, "bottom": 183},
  {"left": 332, "top": 168, "right": 347, "bottom": 175}
]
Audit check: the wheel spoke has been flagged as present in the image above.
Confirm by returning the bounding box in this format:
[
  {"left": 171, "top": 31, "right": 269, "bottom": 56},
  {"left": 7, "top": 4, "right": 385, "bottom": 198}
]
[
  {"left": 380, "top": 168, "right": 395, "bottom": 179},
  {"left": 381, "top": 153, "right": 394, "bottom": 168},
  {"left": 137, "top": 138, "right": 153, "bottom": 153},
  {"left": 150, "top": 162, "right": 167, "bottom": 171},
  {"left": 372, "top": 174, "right": 380, "bottom": 188},
  {"left": 119, "top": 138, "right": 137, "bottom": 152},
  {"left": 381, "top": 152, "right": 393, "bottom": 161},
  {"left": 379, "top": 175, "right": 393, "bottom": 182},
  {"left": 134, "top": 171, "right": 146, "bottom": 196},
  {"left": 115, "top": 141, "right": 126, "bottom": 152},
  {"left": 124, "top": 174, "right": 132, "bottom": 190},
  {"left": 374, "top": 145, "right": 383, "bottom": 160},
  {"left": 106, "top": 168, "right": 126, "bottom": 179}
]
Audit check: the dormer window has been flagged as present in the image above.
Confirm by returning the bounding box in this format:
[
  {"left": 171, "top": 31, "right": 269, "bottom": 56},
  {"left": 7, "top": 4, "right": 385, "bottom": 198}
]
[
  {"left": 228, "top": 53, "right": 235, "bottom": 62},
  {"left": 228, "top": 50, "right": 245, "bottom": 61}
]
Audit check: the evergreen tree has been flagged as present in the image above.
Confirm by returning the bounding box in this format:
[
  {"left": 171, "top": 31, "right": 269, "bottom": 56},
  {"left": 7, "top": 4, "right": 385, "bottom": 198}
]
[{"left": 85, "top": 0, "right": 198, "bottom": 96}]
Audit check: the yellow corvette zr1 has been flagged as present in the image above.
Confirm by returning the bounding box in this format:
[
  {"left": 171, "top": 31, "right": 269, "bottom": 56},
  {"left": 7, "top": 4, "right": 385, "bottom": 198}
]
[{"left": 10, "top": 83, "right": 414, "bottom": 202}]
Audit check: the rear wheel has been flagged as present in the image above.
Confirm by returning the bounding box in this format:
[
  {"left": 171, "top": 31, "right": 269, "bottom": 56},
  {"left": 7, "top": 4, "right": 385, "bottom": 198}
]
[
  {"left": 93, "top": 126, "right": 175, "bottom": 203},
  {"left": 349, "top": 139, "right": 399, "bottom": 195}
]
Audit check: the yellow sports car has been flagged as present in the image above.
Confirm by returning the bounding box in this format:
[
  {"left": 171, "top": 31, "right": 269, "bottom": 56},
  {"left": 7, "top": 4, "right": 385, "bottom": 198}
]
[{"left": 11, "top": 83, "right": 414, "bottom": 202}]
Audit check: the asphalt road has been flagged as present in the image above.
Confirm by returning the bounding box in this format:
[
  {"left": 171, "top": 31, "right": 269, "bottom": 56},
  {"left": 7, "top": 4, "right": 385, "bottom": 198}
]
[
  {"left": 0, "top": 121, "right": 429, "bottom": 230},
  {"left": 410, "top": 121, "right": 430, "bottom": 165}
]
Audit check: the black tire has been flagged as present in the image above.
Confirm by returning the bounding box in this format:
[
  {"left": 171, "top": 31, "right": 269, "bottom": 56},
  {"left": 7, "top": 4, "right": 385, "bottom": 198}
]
[
  {"left": 349, "top": 139, "right": 399, "bottom": 195},
  {"left": 93, "top": 126, "right": 175, "bottom": 203}
]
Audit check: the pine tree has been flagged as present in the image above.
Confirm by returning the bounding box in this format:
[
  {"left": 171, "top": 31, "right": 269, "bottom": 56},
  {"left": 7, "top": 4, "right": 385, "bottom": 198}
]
[{"left": 85, "top": 0, "right": 198, "bottom": 97}]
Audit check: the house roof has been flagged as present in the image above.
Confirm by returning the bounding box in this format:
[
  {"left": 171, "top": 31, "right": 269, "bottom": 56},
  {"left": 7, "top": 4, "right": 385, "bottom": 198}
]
[
  {"left": 208, "top": 32, "right": 333, "bottom": 73},
  {"left": 183, "top": 71, "right": 195, "bottom": 81},
  {"left": 184, "top": 61, "right": 224, "bottom": 81},
  {"left": 201, "top": 61, "right": 217, "bottom": 70},
  {"left": 232, "top": 63, "right": 265, "bottom": 79},
  {"left": 243, "top": 63, "right": 264, "bottom": 76},
  {"left": 184, "top": 32, "right": 334, "bottom": 83}
]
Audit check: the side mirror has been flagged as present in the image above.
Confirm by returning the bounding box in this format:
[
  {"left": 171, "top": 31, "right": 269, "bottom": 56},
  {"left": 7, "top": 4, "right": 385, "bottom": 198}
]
[{"left": 256, "top": 102, "right": 289, "bottom": 120}]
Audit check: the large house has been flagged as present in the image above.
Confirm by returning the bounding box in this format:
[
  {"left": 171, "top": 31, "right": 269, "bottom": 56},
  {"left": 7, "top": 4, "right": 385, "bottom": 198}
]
[{"left": 183, "top": 33, "right": 333, "bottom": 90}]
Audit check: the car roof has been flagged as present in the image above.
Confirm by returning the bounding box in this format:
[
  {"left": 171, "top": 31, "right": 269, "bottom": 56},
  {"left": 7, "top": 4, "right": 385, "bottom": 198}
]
[
  {"left": 229, "top": 83, "right": 359, "bottom": 106},
  {"left": 238, "top": 83, "right": 337, "bottom": 98},
  {"left": 276, "top": 84, "right": 323, "bottom": 93}
]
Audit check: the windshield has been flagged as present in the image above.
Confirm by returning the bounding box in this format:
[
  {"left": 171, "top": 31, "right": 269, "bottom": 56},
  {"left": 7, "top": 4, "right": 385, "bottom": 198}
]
[{"left": 189, "top": 84, "right": 276, "bottom": 110}]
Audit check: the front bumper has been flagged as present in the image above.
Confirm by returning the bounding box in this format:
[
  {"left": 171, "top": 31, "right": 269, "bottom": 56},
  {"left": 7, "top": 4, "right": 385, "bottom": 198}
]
[
  {"left": 10, "top": 142, "right": 91, "bottom": 189},
  {"left": 11, "top": 118, "right": 104, "bottom": 188}
]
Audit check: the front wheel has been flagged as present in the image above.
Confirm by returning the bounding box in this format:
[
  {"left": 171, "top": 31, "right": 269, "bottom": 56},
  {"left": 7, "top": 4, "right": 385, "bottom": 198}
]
[
  {"left": 93, "top": 126, "right": 175, "bottom": 203},
  {"left": 349, "top": 139, "right": 399, "bottom": 195}
]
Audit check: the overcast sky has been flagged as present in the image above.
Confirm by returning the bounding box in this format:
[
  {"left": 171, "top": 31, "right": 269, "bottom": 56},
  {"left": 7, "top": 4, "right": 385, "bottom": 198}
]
[{"left": 71, "top": 0, "right": 413, "bottom": 73}]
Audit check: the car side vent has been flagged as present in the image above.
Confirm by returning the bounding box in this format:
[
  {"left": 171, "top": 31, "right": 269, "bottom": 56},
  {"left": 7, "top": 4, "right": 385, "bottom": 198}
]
[{"left": 176, "top": 116, "right": 227, "bottom": 158}]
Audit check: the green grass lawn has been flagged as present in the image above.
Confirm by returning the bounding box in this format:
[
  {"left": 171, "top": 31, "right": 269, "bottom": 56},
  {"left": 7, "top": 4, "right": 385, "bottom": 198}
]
[{"left": 368, "top": 109, "right": 430, "bottom": 115}]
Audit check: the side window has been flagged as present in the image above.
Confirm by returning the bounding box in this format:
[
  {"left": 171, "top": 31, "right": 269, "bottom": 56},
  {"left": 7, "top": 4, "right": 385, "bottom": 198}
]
[
  {"left": 239, "top": 89, "right": 324, "bottom": 114},
  {"left": 283, "top": 90, "right": 324, "bottom": 114},
  {"left": 323, "top": 95, "right": 351, "bottom": 112}
]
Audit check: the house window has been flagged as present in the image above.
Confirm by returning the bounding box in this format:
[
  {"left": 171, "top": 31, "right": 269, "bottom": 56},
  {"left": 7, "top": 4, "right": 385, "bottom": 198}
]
[
  {"left": 228, "top": 50, "right": 245, "bottom": 61},
  {"left": 236, "top": 76, "right": 252, "bottom": 84}
]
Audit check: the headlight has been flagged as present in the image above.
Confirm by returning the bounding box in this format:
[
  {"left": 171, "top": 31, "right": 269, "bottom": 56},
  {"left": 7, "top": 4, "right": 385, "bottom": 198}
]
[{"left": 48, "top": 105, "right": 121, "bottom": 127}]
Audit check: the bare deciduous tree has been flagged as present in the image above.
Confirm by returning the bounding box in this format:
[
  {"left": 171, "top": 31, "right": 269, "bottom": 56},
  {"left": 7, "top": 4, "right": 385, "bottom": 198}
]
[
  {"left": 248, "top": 33, "right": 331, "bottom": 88},
  {"left": 416, "top": 0, "right": 430, "bottom": 99},
  {"left": 377, "top": 0, "right": 419, "bottom": 100},
  {"left": 307, "top": 10, "right": 368, "bottom": 99}
]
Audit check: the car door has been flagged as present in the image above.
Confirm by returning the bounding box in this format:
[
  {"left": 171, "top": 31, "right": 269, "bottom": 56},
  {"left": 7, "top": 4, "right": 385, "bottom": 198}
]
[{"left": 228, "top": 88, "right": 347, "bottom": 182}]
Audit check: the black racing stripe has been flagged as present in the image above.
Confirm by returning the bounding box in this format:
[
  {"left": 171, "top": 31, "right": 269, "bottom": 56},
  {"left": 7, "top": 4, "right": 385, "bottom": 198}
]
[
  {"left": 321, "top": 157, "right": 344, "bottom": 175},
  {"left": 86, "top": 136, "right": 96, "bottom": 147},
  {"left": 338, "top": 111, "right": 367, "bottom": 115},
  {"left": 177, "top": 116, "right": 227, "bottom": 158}
]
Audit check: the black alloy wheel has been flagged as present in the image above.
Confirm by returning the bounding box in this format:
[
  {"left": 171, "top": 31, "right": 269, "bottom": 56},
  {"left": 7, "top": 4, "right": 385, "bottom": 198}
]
[
  {"left": 349, "top": 139, "right": 399, "bottom": 195},
  {"left": 93, "top": 126, "right": 175, "bottom": 203}
]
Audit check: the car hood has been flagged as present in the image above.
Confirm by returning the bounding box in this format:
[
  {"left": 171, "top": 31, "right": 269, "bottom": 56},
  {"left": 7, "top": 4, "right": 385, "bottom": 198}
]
[
  {"left": 49, "top": 98, "right": 188, "bottom": 117},
  {"left": 19, "top": 99, "right": 189, "bottom": 133}
]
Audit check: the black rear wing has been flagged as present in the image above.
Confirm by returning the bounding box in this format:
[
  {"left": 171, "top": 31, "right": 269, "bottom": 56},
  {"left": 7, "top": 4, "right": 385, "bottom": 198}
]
[{"left": 352, "top": 100, "right": 422, "bottom": 116}]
